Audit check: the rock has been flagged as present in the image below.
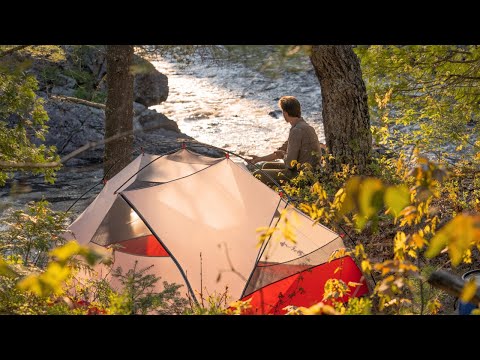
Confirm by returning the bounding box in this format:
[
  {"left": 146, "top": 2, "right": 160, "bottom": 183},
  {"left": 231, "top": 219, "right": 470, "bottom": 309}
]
[
  {"left": 43, "top": 94, "right": 191, "bottom": 166},
  {"left": 133, "top": 102, "right": 148, "bottom": 116},
  {"left": 263, "top": 83, "right": 278, "bottom": 91},
  {"left": 56, "top": 74, "right": 77, "bottom": 89},
  {"left": 137, "top": 109, "right": 180, "bottom": 133},
  {"left": 29, "top": 46, "right": 168, "bottom": 109},
  {"left": 63, "top": 45, "right": 107, "bottom": 85},
  {"left": 133, "top": 55, "right": 169, "bottom": 107},
  {"left": 268, "top": 110, "right": 283, "bottom": 118},
  {"left": 40, "top": 95, "right": 181, "bottom": 164},
  {"left": 51, "top": 86, "right": 76, "bottom": 97},
  {"left": 185, "top": 109, "right": 216, "bottom": 120},
  {"left": 41, "top": 95, "right": 105, "bottom": 162},
  {"left": 50, "top": 73, "right": 77, "bottom": 96}
]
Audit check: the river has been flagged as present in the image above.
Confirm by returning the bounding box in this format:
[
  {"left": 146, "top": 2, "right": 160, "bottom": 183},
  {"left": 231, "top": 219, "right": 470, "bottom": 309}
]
[{"left": 0, "top": 52, "right": 324, "bottom": 219}]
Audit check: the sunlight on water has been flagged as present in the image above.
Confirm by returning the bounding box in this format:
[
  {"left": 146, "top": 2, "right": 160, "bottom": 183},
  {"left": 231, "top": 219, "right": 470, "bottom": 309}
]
[{"left": 151, "top": 56, "right": 325, "bottom": 157}]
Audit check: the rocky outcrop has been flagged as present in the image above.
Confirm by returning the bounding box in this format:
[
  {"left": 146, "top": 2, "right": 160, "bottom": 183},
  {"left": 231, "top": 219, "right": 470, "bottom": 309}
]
[
  {"left": 24, "top": 46, "right": 179, "bottom": 164},
  {"left": 41, "top": 93, "right": 105, "bottom": 164},
  {"left": 40, "top": 94, "right": 185, "bottom": 164},
  {"left": 133, "top": 56, "right": 169, "bottom": 107},
  {"left": 28, "top": 45, "right": 168, "bottom": 106}
]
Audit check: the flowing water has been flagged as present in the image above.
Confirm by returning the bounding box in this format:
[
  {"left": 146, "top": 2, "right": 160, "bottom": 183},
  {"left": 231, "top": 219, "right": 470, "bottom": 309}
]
[
  {"left": 0, "top": 53, "right": 323, "bottom": 217},
  {"left": 151, "top": 55, "right": 324, "bottom": 156}
]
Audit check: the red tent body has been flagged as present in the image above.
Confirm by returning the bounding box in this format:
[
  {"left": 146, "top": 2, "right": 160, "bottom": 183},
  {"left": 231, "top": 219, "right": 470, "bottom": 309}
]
[{"left": 240, "top": 256, "right": 368, "bottom": 315}]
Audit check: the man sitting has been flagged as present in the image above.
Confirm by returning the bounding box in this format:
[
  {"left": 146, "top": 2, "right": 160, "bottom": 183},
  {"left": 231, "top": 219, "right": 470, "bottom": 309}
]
[{"left": 247, "top": 96, "right": 326, "bottom": 186}]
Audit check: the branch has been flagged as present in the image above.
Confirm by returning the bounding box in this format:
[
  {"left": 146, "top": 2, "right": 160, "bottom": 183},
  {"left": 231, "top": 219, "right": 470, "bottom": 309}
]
[
  {"left": 0, "top": 45, "right": 31, "bottom": 59},
  {"left": 428, "top": 270, "right": 480, "bottom": 303},
  {"left": 0, "top": 121, "right": 173, "bottom": 170},
  {"left": 50, "top": 95, "right": 106, "bottom": 110}
]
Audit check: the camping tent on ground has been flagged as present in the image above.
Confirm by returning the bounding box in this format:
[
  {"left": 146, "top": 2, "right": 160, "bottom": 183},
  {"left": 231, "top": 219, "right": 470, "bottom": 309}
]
[{"left": 68, "top": 147, "right": 368, "bottom": 312}]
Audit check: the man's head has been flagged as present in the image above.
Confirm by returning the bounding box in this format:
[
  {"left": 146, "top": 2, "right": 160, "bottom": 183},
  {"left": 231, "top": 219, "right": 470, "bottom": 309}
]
[{"left": 278, "top": 96, "right": 301, "bottom": 123}]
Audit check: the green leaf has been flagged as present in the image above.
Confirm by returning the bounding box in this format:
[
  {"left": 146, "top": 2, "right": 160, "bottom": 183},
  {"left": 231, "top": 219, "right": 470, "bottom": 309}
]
[
  {"left": 359, "top": 178, "right": 384, "bottom": 219},
  {"left": 384, "top": 185, "right": 410, "bottom": 218}
]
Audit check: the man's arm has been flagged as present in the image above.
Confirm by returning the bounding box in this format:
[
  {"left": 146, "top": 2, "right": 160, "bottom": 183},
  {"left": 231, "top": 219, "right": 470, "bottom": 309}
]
[
  {"left": 247, "top": 140, "right": 289, "bottom": 164},
  {"left": 284, "top": 128, "right": 302, "bottom": 169},
  {"left": 277, "top": 140, "right": 288, "bottom": 152},
  {"left": 247, "top": 152, "right": 282, "bottom": 164}
]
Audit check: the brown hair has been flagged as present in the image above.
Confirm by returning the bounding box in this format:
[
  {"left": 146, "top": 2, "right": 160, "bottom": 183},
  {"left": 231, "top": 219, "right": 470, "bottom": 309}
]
[{"left": 278, "top": 96, "right": 301, "bottom": 117}]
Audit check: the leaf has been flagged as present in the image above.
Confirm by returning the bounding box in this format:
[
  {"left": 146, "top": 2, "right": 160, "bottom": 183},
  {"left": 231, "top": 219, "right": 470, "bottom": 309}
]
[
  {"left": 412, "top": 233, "right": 425, "bottom": 248},
  {"left": 384, "top": 185, "right": 410, "bottom": 218},
  {"left": 49, "top": 241, "right": 81, "bottom": 263},
  {"left": 0, "top": 258, "right": 17, "bottom": 278},
  {"left": 358, "top": 178, "right": 384, "bottom": 219},
  {"left": 460, "top": 279, "right": 478, "bottom": 303},
  {"left": 338, "top": 177, "right": 361, "bottom": 216},
  {"left": 18, "top": 262, "right": 72, "bottom": 297},
  {"left": 361, "top": 260, "right": 372, "bottom": 273},
  {"left": 426, "top": 214, "right": 480, "bottom": 266}
]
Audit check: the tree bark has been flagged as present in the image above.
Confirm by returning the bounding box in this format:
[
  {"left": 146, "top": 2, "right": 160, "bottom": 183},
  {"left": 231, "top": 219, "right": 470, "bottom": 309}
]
[
  {"left": 310, "top": 45, "right": 372, "bottom": 174},
  {"left": 104, "top": 45, "right": 134, "bottom": 180}
]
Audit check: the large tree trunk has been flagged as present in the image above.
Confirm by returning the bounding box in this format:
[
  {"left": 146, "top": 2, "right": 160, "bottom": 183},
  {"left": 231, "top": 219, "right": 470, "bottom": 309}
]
[
  {"left": 104, "top": 45, "right": 134, "bottom": 180},
  {"left": 310, "top": 45, "right": 372, "bottom": 174}
]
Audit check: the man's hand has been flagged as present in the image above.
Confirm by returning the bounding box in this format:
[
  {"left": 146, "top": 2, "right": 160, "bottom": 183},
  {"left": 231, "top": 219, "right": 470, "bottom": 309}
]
[{"left": 246, "top": 155, "right": 261, "bottom": 164}]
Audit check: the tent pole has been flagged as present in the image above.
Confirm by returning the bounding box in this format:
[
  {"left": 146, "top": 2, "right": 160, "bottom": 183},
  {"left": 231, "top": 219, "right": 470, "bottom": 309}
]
[
  {"left": 187, "top": 141, "right": 294, "bottom": 202},
  {"left": 119, "top": 193, "right": 200, "bottom": 306},
  {"left": 65, "top": 145, "right": 144, "bottom": 214},
  {"left": 336, "top": 222, "right": 377, "bottom": 287},
  {"left": 239, "top": 198, "right": 288, "bottom": 299},
  {"left": 113, "top": 147, "right": 183, "bottom": 194}
]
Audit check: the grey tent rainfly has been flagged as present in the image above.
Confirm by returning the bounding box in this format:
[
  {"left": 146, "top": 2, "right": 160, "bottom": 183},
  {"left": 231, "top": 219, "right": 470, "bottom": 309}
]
[{"left": 66, "top": 147, "right": 368, "bottom": 313}]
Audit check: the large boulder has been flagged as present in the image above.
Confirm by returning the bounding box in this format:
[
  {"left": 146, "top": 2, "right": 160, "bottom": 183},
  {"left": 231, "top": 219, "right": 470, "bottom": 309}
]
[
  {"left": 137, "top": 108, "right": 179, "bottom": 133},
  {"left": 133, "top": 56, "right": 169, "bottom": 107},
  {"left": 41, "top": 94, "right": 105, "bottom": 164},
  {"left": 40, "top": 94, "right": 182, "bottom": 164}
]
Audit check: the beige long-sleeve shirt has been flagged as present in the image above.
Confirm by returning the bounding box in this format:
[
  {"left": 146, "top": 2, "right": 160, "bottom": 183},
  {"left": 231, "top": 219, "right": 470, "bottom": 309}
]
[{"left": 277, "top": 119, "right": 323, "bottom": 170}]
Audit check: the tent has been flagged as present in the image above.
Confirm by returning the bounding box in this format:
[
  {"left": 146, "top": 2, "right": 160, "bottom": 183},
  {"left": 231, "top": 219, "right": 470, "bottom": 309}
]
[{"left": 68, "top": 147, "right": 368, "bottom": 311}]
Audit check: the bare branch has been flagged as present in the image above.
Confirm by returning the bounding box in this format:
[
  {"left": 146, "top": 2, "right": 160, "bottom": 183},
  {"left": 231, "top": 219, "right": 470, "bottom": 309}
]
[
  {"left": 50, "top": 95, "right": 106, "bottom": 110},
  {"left": 0, "top": 121, "right": 174, "bottom": 170},
  {"left": 0, "top": 45, "right": 31, "bottom": 59}
]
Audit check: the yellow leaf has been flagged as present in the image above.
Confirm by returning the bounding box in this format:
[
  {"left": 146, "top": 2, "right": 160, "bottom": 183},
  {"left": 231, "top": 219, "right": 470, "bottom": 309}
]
[
  {"left": 460, "top": 279, "right": 478, "bottom": 303},
  {"left": 18, "top": 275, "right": 44, "bottom": 296},
  {"left": 49, "top": 241, "right": 81, "bottom": 263},
  {"left": 412, "top": 233, "right": 425, "bottom": 248},
  {"left": 361, "top": 260, "right": 372, "bottom": 273},
  {"left": 384, "top": 185, "right": 410, "bottom": 218},
  {"left": 339, "top": 177, "right": 361, "bottom": 216},
  {"left": 427, "top": 299, "right": 441, "bottom": 314},
  {"left": 408, "top": 249, "right": 417, "bottom": 258},
  {"left": 426, "top": 214, "right": 480, "bottom": 266},
  {"left": 456, "top": 145, "right": 463, "bottom": 151},
  {"left": 0, "top": 258, "right": 17, "bottom": 278}
]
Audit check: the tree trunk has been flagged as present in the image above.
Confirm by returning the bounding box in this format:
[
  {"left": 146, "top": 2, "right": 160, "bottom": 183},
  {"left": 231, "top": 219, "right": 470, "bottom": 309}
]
[
  {"left": 104, "top": 45, "right": 134, "bottom": 180},
  {"left": 310, "top": 45, "right": 372, "bottom": 174}
]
